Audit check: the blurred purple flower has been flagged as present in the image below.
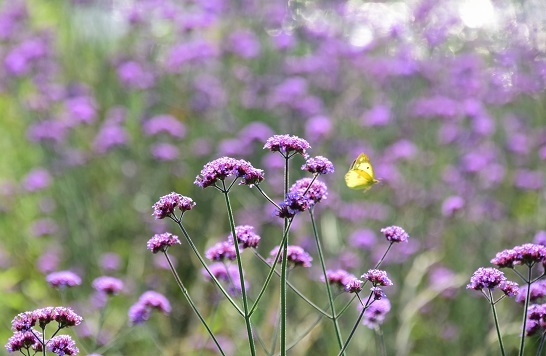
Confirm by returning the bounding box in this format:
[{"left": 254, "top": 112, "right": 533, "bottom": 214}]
[
  {"left": 534, "top": 231, "right": 546, "bottom": 246},
  {"left": 99, "top": 252, "right": 122, "bottom": 271},
  {"left": 143, "top": 115, "right": 186, "bottom": 138},
  {"left": 205, "top": 241, "right": 237, "bottom": 261},
  {"left": 117, "top": 61, "right": 154, "bottom": 89},
  {"left": 514, "top": 169, "right": 544, "bottom": 190},
  {"left": 321, "top": 269, "right": 355, "bottom": 289},
  {"left": 362, "top": 298, "right": 391, "bottom": 328},
  {"left": 361, "top": 105, "right": 391, "bottom": 127},
  {"left": 269, "top": 245, "right": 312, "bottom": 268},
  {"left": 30, "top": 218, "right": 58, "bottom": 237},
  {"left": 46, "top": 271, "right": 82, "bottom": 289},
  {"left": 92, "top": 276, "right": 124, "bottom": 296},
  {"left": 22, "top": 168, "right": 51, "bottom": 192},
  {"left": 27, "top": 120, "right": 67, "bottom": 144},
  {"left": 93, "top": 124, "right": 128, "bottom": 154},
  {"left": 228, "top": 225, "right": 261, "bottom": 249},
  {"left": 150, "top": 143, "right": 179, "bottom": 161},
  {"left": 305, "top": 115, "right": 332, "bottom": 142},
  {"left": 349, "top": 229, "right": 377, "bottom": 250},
  {"left": 441, "top": 196, "right": 464, "bottom": 217},
  {"left": 227, "top": 30, "right": 261, "bottom": 59},
  {"left": 64, "top": 96, "right": 97, "bottom": 124}
]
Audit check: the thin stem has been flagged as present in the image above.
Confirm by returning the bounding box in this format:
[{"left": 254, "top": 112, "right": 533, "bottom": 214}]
[
  {"left": 175, "top": 221, "right": 244, "bottom": 316},
  {"left": 94, "top": 299, "right": 109, "bottom": 349},
  {"left": 163, "top": 252, "right": 226, "bottom": 356},
  {"left": 488, "top": 289, "right": 506, "bottom": 356},
  {"left": 222, "top": 187, "right": 256, "bottom": 356},
  {"left": 251, "top": 248, "right": 331, "bottom": 318},
  {"left": 338, "top": 292, "right": 374, "bottom": 355},
  {"left": 255, "top": 185, "right": 281, "bottom": 209},
  {"left": 374, "top": 242, "right": 394, "bottom": 269},
  {"left": 519, "top": 265, "right": 533, "bottom": 356},
  {"left": 286, "top": 314, "right": 324, "bottom": 351},
  {"left": 375, "top": 326, "right": 386, "bottom": 356},
  {"left": 280, "top": 155, "right": 290, "bottom": 356},
  {"left": 249, "top": 218, "right": 294, "bottom": 316},
  {"left": 537, "top": 331, "right": 546, "bottom": 356},
  {"left": 309, "top": 208, "right": 344, "bottom": 352}
]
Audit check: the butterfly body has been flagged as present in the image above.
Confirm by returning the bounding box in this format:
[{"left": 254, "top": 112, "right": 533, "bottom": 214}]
[{"left": 344, "top": 153, "right": 379, "bottom": 192}]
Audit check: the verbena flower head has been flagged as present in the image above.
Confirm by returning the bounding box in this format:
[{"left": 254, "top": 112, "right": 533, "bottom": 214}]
[
  {"left": 362, "top": 269, "right": 393, "bottom": 286},
  {"left": 228, "top": 225, "right": 261, "bottom": 249},
  {"left": 46, "top": 271, "right": 81, "bottom": 289},
  {"left": 525, "top": 304, "right": 546, "bottom": 336},
  {"left": 301, "top": 156, "right": 334, "bottom": 174},
  {"left": 51, "top": 307, "right": 83, "bottom": 328},
  {"left": 515, "top": 280, "right": 546, "bottom": 303},
  {"left": 500, "top": 281, "right": 519, "bottom": 297},
  {"left": 152, "top": 192, "right": 195, "bottom": 219},
  {"left": 321, "top": 269, "right": 355, "bottom": 289},
  {"left": 147, "top": 232, "right": 181, "bottom": 254},
  {"left": 276, "top": 191, "right": 310, "bottom": 218},
  {"left": 344, "top": 277, "right": 363, "bottom": 293},
  {"left": 129, "top": 290, "right": 171, "bottom": 325},
  {"left": 491, "top": 243, "right": 546, "bottom": 268},
  {"left": 205, "top": 241, "right": 238, "bottom": 261},
  {"left": 371, "top": 287, "right": 386, "bottom": 300},
  {"left": 269, "top": 245, "right": 313, "bottom": 267},
  {"left": 46, "top": 335, "right": 79, "bottom": 355},
  {"left": 289, "top": 178, "right": 328, "bottom": 206},
  {"left": 92, "top": 276, "right": 124, "bottom": 296},
  {"left": 263, "top": 134, "right": 310, "bottom": 158},
  {"left": 194, "top": 157, "right": 264, "bottom": 189},
  {"left": 380, "top": 225, "right": 409, "bottom": 243},
  {"left": 466, "top": 267, "right": 507, "bottom": 290},
  {"left": 363, "top": 298, "right": 391, "bottom": 328},
  {"left": 5, "top": 330, "right": 42, "bottom": 353}
]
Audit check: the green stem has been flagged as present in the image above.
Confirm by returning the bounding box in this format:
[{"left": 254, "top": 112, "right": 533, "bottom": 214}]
[
  {"left": 519, "top": 265, "right": 533, "bottom": 356},
  {"left": 251, "top": 248, "right": 331, "bottom": 318},
  {"left": 222, "top": 188, "right": 256, "bottom": 356},
  {"left": 94, "top": 299, "right": 108, "bottom": 349},
  {"left": 249, "top": 219, "right": 294, "bottom": 316},
  {"left": 338, "top": 292, "right": 374, "bottom": 355},
  {"left": 488, "top": 289, "right": 506, "bottom": 356},
  {"left": 163, "top": 252, "right": 225, "bottom": 356},
  {"left": 175, "top": 221, "right": 244, "bottom": 317},
  {"left": 537, "top": 331, "right": 546, "bottom": 356},
  {"left": 309, "top": 209, "right": 344, "bottom": 352},
  {"left": 280, "top": 155, "right": 290, "bottom": 355}
]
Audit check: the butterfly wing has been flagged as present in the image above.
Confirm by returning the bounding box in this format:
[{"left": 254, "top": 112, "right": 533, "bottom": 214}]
[
  {"left": 344, "top": 169, "right": 374, "bottom": 190},
  {"left": 352, "top": 154, "right": 375, "bottom": 180}
]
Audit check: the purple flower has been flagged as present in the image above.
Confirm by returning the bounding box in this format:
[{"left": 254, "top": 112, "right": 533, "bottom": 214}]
[
  {"left": 263, "top": 134, "right": 311, "bottom": 158},
  {"left": 227, "top": 30, "right": 261, "bottom": 59},
  {"left": 93, "top": 124, "right": 128, "bottom": 154},
  {"left": 99, "top": 253, "right": 121, "bottom": 271},
  {"left": 51, "top": 307, "right": 83, "bottom": 328},
  {"left": 344, "top": 277, "right": 363, "bottom": 293},
  {"left": 534, "top": 231, "right": 546, "bottom": 246},
  {"left": 305, "top": 116, "right": 332, "bottom": 141},
  {"left": 500, "top": 281, "right": 519, "bottom": 297},
  {"left": 515, "top": 280, "right": 546, "bottom": 303},
  {"left": 362, "top": 269, "right": 393, "bottom": 286},
  {"left": 525, "top": 304, "right": 546, "bottom": 336},
  {"left": 380, "top": 225, "right": 409, "bottom": 243},
  {"left": 117, "top": 61, "right": 154, "bottom": 89},
  {"left": 152, "top": 192, "right": 196, "bottom": 219},
  {"left": 363, "top": 298, "right": 391, "bottom": 328},
  {"left": 5, "top": 330, "right": 42, "bottom": 353},
  {"left": 46, "top": 271, "right": 82, "bottom": 288},
  {"left": 301, "top": 156, "right": 334, "bottom": 175},
  {"left": 92, "top": 276, "right": 124, "bottom": 296},
  {"left": 194, "top": 157, "right": 264, "bottom": 189},
  {"left": 128, "top": 303, "right": 151, "bottom": 325},
  {"left": 30, "top": 218, "right": 58, "bottom": 237},
  {"left": 371, "top": 287, "right": 386, "bottom": 300},
  {"left": 147, "top": 232, "right": 181, "bottom": 254},
  {"left": 349, "top": 229, "right": 377, "bottom": 250},
  {"left": 27, "top": 120, "right": 67, "bottom": 143},
  {"left": 205, "top": 241, "right": 237, "bottom": 261},
  {"left": 276, "top": 191, "right": 310, "bottom": 218},
  {"left": 289, "top": 178, "right": 328, "bottom": 206},
  {"left": 228, "top": 225, "right": 261, "bottom": 249},
  {"left": 143, "top": 115, "right": 186, "bottom": 138},
  {"left": 139, "top": 291, "right": 172, "bottom": 313},
  {"left": 491, "top": 244, "right": 546, "bottom": 268},
  {"left": 202, "top": 263, "right": 248, "bottom": 295},
  {"left": 151, "top": 143, "right": 179, "bottom": 161},
  {"left": 22, "top": 168, "right": 51, "bottom": 192},
  {"left": 269, "top": 245, "right": 312, "bottom": 268},
  {"left": 46, "top": 335, "right": 79, "bottom": 355},
  {"left": 321, "top": 269, "right": 355, "bottom": 289},
  {"left": 441, "top": 196, "right": 465, "bottom": 217},
  {"left": 467, "top": 267, "right": 507, "bottom": 290},
  {"left": 65, "top": 96, "right": 96, "bottom": 124}
]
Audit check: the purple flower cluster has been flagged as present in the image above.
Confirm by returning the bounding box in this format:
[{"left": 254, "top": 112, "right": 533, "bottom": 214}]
[
  {"left": 321, "top": 269, "right": 355, "bottom": 289},
  {"left": 228, "top": 225, "right": 261, "bottom": 249},
  {"left": 491, "top": 243, "right": 546, "bottom": 268},
  {"left": 515, "top": 280, "right": 546, "bottom": 303},
  {"left": 276, "top": 191, "right": 310, "bottom": 218},
  {"left": 128, "top": 291, "right": 171, "bottom": 325},
  {"left": 263, "top": 134, "right": 310, "bottom": 158},
  {"left": 46, "top": 271, "right": 82, "bottom": 288},
  {"left": 380, "top": 225, "right": 410, "bottom": 243},
  {"left": 152, "top": 192, "right": 196, "bottom": 219},
  {"left": 92, "top": 276, "right": 124, "bottom": 296},
  {"left": 5, "top": 330, "right": 42, "bottom": 353},
  {"left": 344, "top": 277, "right": 363, "bottom": 293},
  {"left": 194, "top": 157, "right": 264, "bottom": 189},
  {"left": 205, "top": 241, "right": 237, "bottom": 261},
  {"left": 466, "top": 267, "right": 519, "bottom": 297},
  {"left": 289, "top": 178, "right": 328, "bottom": 206},
  {"left": 46, "top": 335, "right": 79, "bottom": 355},
  {"left": 202, "top": 262, "right": 248, "bottom": 295},
  {"left": 525, "top": 304, "right": 546, "bottom": 336},
  {"left": 301, "top": 156, "right": 334, "bottom": 175},
  {"left": 147, "top": 232, "right": 181, "bottom": 254},
  {"left": 269, "top": 245, "right": 312, "bottom": 268},
  {"left": 363, "top": 298, "right": 391, "bottom": 328},
  {"left": 362, "top": 269, "right": 393, "bottom": 287},
  {"left": 11, "top": 307, "right": 82, "bottom": 332}
]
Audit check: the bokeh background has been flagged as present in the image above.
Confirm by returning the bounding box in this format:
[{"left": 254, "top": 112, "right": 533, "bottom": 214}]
[{"left": 1, "top": 0, "right": 546, "bottom": 354}]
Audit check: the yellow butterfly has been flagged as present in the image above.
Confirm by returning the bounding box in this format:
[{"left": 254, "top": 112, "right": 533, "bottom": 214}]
[{"left": 344, "top": 153, "right": 379, "bottom": 192}]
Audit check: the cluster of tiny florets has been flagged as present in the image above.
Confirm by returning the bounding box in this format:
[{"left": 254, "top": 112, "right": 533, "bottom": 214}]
[
  {"left": 264, "top": 134, "right": 310, "bottom": 158},
  {"left": 362, "top": 269, "right": 393, "bottom": 286},
  {"left": 128, "top": 291, "right": 171, "bottom": 325},
  {"left": 228, "top": 225, "right": 261, "bottom": 249},
  {"left": 344, "top": 277, "right": 363, "bottom": 293},
  {"left": 46, "top": 271, "right": 82, "bottom": 288},
  {"left": 152, "top": 192, "right": 195, "bottom": 219},
  {"left": 276, "top": 191, "right": 310, "bottom": 218},
  {"left": 301, "top": 156, "right": 334, "bottom": 174},
  {"left": 380, "top": 225, "right": 409, "bottom": 243},
  {"left": 205, "top": 241, "right": 238, "bottom": 261},
  {"left": 147, "top": 232, "right": 181, "bottom": 254},
  {"left": 269, "top": 245, "right": 313, "bottom": 268},
  {"left": 491, "top": 243, "right": 546, "bottom": 268},
  {"left": 194, "top": 157, "right": 264, "bottom": 189},
  {"left": 321, "top": 269, "right": 355, "bottom": 289},
  {"left": 92, "top": 276, "right": 124, "bottom": 295},
  {"left": 289, "top": 178, "right": 328, "bottom": 206}
]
